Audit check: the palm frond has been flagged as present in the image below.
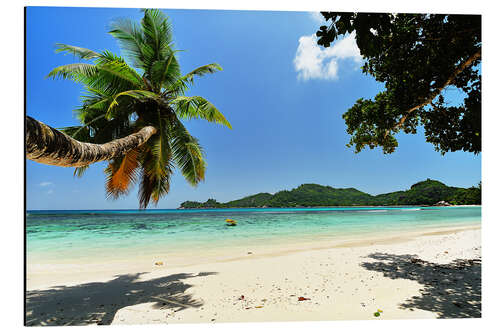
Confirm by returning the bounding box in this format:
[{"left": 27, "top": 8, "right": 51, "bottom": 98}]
[
  {"left": 73, "top": 165, "right": 89, "bottom": 178},
  {"left": 150, "top": 51, "right": 181, "bottom": 92},
  {"left": 47, "top": 57, "right": 143, "bottom": 98},
  {"left": 138, "top": 149, "right": 173, "bottom": 209},
  {"left": 172, "top": 96, "right": 232, "bottom": 128},
  {"left": 92, "top": 116, "right": 135, "bottom": 143},
  {"left": 96, "top": 52, "right": 144, "bottom": 87},
  {"left": 141, "top": 9, "right": 173, "bottom": 62},
  {"left": 80, "top": 94, "right": 113, "bottom": 114},
  {"left": 144, "top": 126, "right": 171, "bottom": 177},
  {"left": 60, "top": 125, "right": 92, "bottom": 142},
  {"left": 107, "top": 90, "right": 160, "bottom": 119},
  {"left": 60, "top": 114, "right": 107, "bottom": 140},
  {"left": 138, "top": 168, "right": 155, "bottom": 209},
  {"left": 109, "top": 18, "right": 147, "bottom": 69},
  {"left": 105, "top": 148, "right": 140, "bottom": 199},
  {"left": 169, "top": 117, "right": 206, "bottom": 186},
  {"left": 166, "top": 63, "right": 222, "bottom": 96},
  {"left": 55, "top": 43, "right": 101, "bottom": 60},
  {"left": 182, "top": 63, "right": 222, "bottom": 85},
  {"left": 46, "top": 63, "right": 97, "bottom": 82}
]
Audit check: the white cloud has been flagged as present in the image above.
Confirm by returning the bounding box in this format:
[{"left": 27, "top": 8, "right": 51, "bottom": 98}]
[
  {"left": 309, "top": 12, "right": 325, "bottom": 24},
  {"left": 293, "top": 33, "right": 362, "bottom": 81},
  {"left": 39, "top": 181, "right": 53, "bottom": 187},
  {"left": 47, "top": 190, "right": 54, "bottom": 195}
]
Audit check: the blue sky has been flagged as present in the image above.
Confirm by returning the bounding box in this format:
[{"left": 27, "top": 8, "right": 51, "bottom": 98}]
[{"left": 26, "top": 7, "right": 481, "bottom": 210}]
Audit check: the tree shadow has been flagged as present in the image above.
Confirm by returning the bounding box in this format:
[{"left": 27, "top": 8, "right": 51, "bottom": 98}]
[
  {"left": 360, "top": 253, "right": 481, "bottom": 318},
  {"left": 26, "top": 271, "right": 218, "bottom": 326}
]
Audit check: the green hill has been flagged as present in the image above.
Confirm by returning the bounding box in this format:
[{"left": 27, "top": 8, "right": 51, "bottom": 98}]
[
  {"left": 179, "top": 179, "right": 481, "bottom": 208},
  {"left": 226, "top": 193, "right": 273, "bottom": 207}
]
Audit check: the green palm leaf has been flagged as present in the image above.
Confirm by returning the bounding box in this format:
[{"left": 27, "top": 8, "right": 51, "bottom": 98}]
[
  {"left": 167, "top": 63, "right": 222, "bottom": 96},
  {"left": 107, "top": 90, "right": 160, "bottom": 119},
  {"left": 183, "top": 63, "right": 222, "bottom": 84},
  {"left": 141, "top": 9, "right": 173, "bottom": 62},
  {"left": 46, "top": 63, "right": 97, "bottom": 82},
  {"left": 109, "top": 18, "right": 146, "bottom": 69},
  {"left": 73, "top": 165, "right": 90, "bottom": 178},
  {"left": 150, "top": 51, "right": 181, "bottom": 92},
  {"left": 172, "top": 96, "right": 232, "bottom": 128},
  {"left": 138, "top": 148, "right": 173, "bottom": 208},
  {"left": 55, "top": 43, "right": 101, "bottom": 60},
  {"left": 169, "top": 117, "right": 206, "bottom": 185}
]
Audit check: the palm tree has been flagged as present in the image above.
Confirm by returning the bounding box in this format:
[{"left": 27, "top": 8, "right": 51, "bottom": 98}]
[{"left": 44, "top": 9, "right": 231, "bottom": 208}]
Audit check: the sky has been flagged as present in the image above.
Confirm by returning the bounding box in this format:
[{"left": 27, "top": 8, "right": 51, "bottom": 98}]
[{"left": 25, "top": 6, "right": 481, "bottom": 210}]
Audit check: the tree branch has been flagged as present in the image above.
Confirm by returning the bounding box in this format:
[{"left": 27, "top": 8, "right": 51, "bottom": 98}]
[{"left": 385, "top": 49, "right": 481, "bottom": 137}]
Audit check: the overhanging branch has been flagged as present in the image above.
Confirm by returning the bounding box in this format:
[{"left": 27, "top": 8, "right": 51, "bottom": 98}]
[{"left": 385, "top": 49, "right": 481, "bottom": 138}]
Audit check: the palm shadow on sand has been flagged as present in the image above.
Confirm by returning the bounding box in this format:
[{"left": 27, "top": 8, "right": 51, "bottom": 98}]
[
  {"left": 360, "top": 253, "right": 481, "bottom": 318},
  {"left": 26, "top": 271, "right": 218, "bottom": 326}
]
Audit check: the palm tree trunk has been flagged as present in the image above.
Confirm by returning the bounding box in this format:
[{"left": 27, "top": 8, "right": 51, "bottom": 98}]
[{"left": 26, "top": 116, "right": 157, "bottom": 167}]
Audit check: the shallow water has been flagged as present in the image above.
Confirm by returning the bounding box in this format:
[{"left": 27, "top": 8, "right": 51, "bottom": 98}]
[{"left": 26, "top": 206, "right": 481, "bottom": 264}]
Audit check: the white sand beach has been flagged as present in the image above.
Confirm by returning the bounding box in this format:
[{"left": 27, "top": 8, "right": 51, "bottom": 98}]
[{"left": 25, "top": 225, "right": 481, "bottom": 325}]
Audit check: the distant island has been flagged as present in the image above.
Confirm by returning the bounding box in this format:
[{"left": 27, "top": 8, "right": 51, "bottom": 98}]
[{"left": 179, "top": 179, "right": 481, "bottom": 209}]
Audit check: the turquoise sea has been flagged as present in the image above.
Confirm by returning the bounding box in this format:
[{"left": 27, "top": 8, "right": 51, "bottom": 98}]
[{"left": 27, "top": 206, "right": 481, "bottom": 264}]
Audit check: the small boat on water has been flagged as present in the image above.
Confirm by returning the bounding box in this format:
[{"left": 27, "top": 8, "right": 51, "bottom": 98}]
[{"left": 226, "top": 218, "right": 237, "bottom": 226}]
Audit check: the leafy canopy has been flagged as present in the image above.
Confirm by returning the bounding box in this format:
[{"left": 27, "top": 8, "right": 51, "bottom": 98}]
[
  {"left": 48, "top": 9, "right": 231, "bottom": 208},
  {"left": 316, "top": 13, "right": 481, "bottom": 154}
]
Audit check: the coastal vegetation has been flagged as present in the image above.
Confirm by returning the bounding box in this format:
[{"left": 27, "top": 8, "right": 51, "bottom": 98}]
[
  {"left": 180, "top": 179, "right": 481, "bottom": 208},
  {"left": 29, "top": 9, "right": 231, "bottom": 208},
  {"left": 316, "top": 13, "right": 481, "bottom": 155}
]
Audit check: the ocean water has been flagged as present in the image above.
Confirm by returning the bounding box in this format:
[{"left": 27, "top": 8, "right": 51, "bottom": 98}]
[{"left": 26, "top": 206, "right": 481, "bottom": 264}]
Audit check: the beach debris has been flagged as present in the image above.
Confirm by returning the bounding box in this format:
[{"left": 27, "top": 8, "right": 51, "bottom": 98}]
[
  {"left": 238, "top": 295, "right": 245, "bottom": 300},
  {"left": 247, "top": 252, "right": 253, "bottom": 254},
  {"left": 298, "top": 297, "right": 311, "bottom": 301},
  {"left": 226, "top": 218, "right": 237, "bottom": 226},
  {"left": 155, "top": 261, "right": 164, "bottom": 266},
  {"left": 255, "top": 306, "right": 264, "bottom": 308},
  {"left": 373, "top": 312, "right": 381, "bottom": 317},
  {"left": 152, "top": 296, "right": 196, "bottom": 309}
]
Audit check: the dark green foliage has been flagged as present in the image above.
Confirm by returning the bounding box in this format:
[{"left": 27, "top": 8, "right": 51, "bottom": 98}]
[
  {"left": 372, "top": 179, "right": 460, "bottom": 205},
  {"left": 266, "top": 184, "right": 373, "bottom": 207},
  {"left": 316, "top": 13, "right": 481, "bottom": 154},
  {"left": 179, "top": 179, "right": 481, "bottom": 208},
  {"left": 226, "top": 193, "right": 274, "bottom": 208},
  {"left": 180, "top": 198, "right": 223, "bottom": 209}
]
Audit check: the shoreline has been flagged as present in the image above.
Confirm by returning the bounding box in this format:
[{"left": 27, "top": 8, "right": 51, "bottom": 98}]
[
  {"left": 26, "top": 224, "right": 481, "bottom": 325},
  {"left": 177, "top": 204, "right": 481, "bottom": 210},
  {"left": 26, "top": 204, "right": 482, "bottom": 213}
]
